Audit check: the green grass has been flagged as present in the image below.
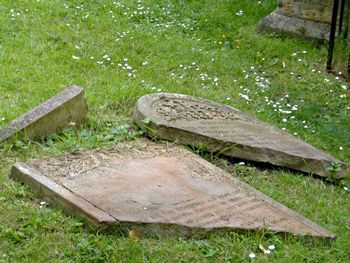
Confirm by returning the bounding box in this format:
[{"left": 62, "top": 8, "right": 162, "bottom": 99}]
[{"left": 0, "top": 0, "right": 349, "bottom": 262}]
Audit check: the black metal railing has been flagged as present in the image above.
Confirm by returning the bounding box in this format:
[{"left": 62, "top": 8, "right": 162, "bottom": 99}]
[{"left": 327, "top": 0, "right": 349, "bottom": 73}]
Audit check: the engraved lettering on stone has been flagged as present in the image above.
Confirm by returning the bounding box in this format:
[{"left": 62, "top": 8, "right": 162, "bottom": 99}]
[
  {"left": 268, "top": 217, "right": 290, "bottom": 226},
  {"left": 154, "top": 98, "right": 249, "bottom": 122},
  {"left": 160, "top": 192, "right": 265, "bottom": 227},
  {"left": 175, "top": 201, "right": 206, "bottom": 210}
]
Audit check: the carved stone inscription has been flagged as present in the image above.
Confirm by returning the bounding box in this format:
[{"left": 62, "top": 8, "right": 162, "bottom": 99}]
[
  {"left": 154, "top": 98, "right": 249, "bottom": 122},
  {"left": 156, "top": 192, "right": 264, "bottom": 227}
]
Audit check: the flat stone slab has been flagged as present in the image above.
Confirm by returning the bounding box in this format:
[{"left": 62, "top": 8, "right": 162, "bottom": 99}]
[
  {"left": 134, "top": 93, "right": 346, "bottom": 179},
  {"left": 0, "top": 86, "right": 88, "bottom": 144},
  {"left": 11, "top": 140, "right": 336, "bottom": 239}
]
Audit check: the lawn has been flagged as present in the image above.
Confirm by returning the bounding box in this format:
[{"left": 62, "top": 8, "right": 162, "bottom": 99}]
[{"left": 0, "top": 0, "right": 349, "bottom": 262}]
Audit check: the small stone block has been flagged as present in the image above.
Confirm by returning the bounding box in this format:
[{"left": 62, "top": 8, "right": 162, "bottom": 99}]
[
  {"left": 133, "top": 93, "right": 346, "bottom": 179},
  {"left": 10, "top": 140, "right": 336, "bottom": 239},
  {"left": 0, "top": 86, "right": 88, "bottom": 144}
]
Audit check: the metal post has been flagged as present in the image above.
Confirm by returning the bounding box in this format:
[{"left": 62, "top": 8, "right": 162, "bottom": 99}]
[
  {"left": 344, "top": 0, "right": 350, "bottom": 39},
  {"left": 327, "top": 0, "right": 340, "bottom": 71},
  {"left": 339, "top": 0, "right": 346, "bottom": 34},
  {"left": 344, "top": 0, "right": 349, "bottom": 38},
  {"left": 346, "top": 0, "right": 350, "bottom": 74}
]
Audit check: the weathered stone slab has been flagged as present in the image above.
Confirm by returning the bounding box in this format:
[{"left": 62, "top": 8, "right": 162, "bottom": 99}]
[
  {"left": 0, "top": 86, "right": 88, "bottom": 144},
  {"left": 133, "top": 93, "right": 346, "bottom": 179},
  {"left": 10, "top": 140, "right": 336, "bottom": 239},
  {"left": 259, "top": 0, "right": 338, "bottom": 40}
]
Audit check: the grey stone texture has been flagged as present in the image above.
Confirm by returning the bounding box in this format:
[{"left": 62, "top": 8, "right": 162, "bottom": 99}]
[
  {"left": 10, "top": 140, "right": 336, "bottom": 239},
  {"left": 259, "top": 0, "right": 337, "bottom": 40},
  {"left": 0, "top": 86, "right": 88, "bottom": 144},
  {"left": 134, "top": 93, "right": 347, "bottom": 179}
]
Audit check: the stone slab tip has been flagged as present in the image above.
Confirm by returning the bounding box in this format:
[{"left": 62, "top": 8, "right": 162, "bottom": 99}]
[{"left": 10, "top": 162, "right": 116, "bottom": 229}]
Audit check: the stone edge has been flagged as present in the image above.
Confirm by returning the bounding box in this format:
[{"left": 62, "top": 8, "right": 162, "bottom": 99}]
[{"left": 10, "top": 162, "right": 117, "bottom": 229}]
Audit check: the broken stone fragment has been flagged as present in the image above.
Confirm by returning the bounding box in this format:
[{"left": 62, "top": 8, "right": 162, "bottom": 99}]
[
  {"left": 10, "top": 140, "right": 336, "bottom": 239},
  {"left": 0, "top": 86, "right": 88, "bottom": 144},
  {"left": 133, "top": 93, "right": 346, "bottom": 179}
]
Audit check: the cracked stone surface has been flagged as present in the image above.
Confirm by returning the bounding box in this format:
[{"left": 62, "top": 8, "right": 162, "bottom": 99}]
[
  {"left": 134, "top": 93, "right": 346, "bottom": 179},
  {"left": 11, "top": 140, "right": 336, "bottom": 239}
]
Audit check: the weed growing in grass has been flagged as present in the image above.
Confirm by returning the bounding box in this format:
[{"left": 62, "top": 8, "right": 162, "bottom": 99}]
[{"left": 327, "top": 160, "right": 342, "bottom": 174}]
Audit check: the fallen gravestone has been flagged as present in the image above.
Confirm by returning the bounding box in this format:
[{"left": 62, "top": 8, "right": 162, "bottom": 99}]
[
  {"left": 0, "top": 86, "right": 88, "bottom": 144},
  {"left": 134, "top": 93, "right": 346, "bottom": 179},
  {"left": 11, "top": 140, "right": 336, "bottom": 239}
]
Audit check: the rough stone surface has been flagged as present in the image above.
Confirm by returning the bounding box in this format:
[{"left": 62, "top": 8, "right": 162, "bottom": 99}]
[
  {"left": 134, "top": 93, "right": 346, "bottom": 179},
  {"left": 259, "top": 0, "right": 337, "bottom": 40},
  {"left": 0, "top": 86, "right": 88, "bottom": 144},
  {"left": 11, "top": 140, "right": 336, "bottom": 239}
]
